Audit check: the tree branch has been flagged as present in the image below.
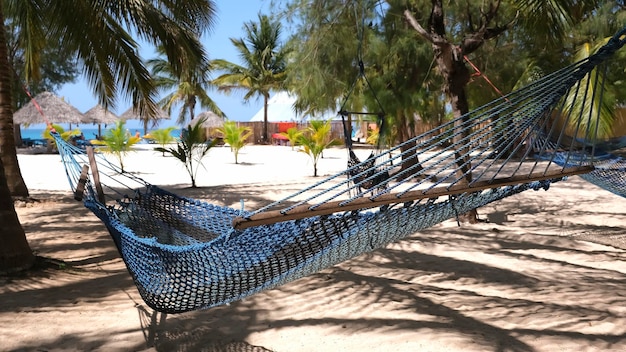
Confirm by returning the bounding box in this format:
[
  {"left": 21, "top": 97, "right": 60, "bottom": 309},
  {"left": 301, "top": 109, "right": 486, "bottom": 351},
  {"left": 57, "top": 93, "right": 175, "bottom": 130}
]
[{"left": 403, "top": 10, "right": 433, "bottom": 44}]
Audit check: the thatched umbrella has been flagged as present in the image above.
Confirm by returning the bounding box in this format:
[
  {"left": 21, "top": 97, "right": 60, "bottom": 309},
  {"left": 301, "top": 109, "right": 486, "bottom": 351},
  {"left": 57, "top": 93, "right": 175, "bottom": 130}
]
[
  {"left": 189, "top": 111, "right": 225, "bottom": 140},
  {"left": 189, "top": 111, "right": 225, "bottom": 128},
  {"left": 82, "top": 104, "right": 119, "bottom": 138},
  {"left": 13, "top": 91, "right": 84, "bottom": 126},
  {"left": 120, "top": 107, "right": 170, "bottom": 135}
]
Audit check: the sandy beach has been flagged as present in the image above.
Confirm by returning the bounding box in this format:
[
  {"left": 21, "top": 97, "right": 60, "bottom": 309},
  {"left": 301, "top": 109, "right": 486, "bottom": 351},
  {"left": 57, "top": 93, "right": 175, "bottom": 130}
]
[{"left": 2, "top": 143, "right": 626, "bottom": 352}]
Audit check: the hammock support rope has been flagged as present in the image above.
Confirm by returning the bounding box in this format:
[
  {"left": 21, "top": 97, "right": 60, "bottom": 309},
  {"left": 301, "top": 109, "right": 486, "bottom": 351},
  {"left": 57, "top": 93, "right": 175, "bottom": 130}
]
[{"left": 52, "top": 27, "right": 626, "bottom": 313}]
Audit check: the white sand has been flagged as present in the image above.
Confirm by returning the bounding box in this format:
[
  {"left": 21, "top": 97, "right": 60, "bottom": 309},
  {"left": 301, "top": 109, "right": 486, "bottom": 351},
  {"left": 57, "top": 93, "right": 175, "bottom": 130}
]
[{"left": 2, "top": 144, "right": 626, "bottom": 352}]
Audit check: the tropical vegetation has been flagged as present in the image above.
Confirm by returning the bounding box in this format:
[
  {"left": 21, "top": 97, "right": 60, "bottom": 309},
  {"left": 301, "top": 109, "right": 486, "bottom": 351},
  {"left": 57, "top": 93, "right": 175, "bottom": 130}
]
[
  {"left": 90, "top": 120, "right": 141, "bottom": 172},
  {"left": 297, "top": 119, "right": 340, "bottom": 177},
  {"left": 155, "top": 119, "right": 218, "bottom": 188},
  {"left": 149, "top": 46, "right": 225, "bottom": 125},
  {"left": 280, "top": 127, "right": 302, "bottom": 150},
  {"left": 2, "top": 0, "right": 624, "bottom": 275},
  {"left": 217, "top": 121, "right": 252, "bottom": 164},
  {"left": 283, "top": 0, "right": 625, "bottom": 221},
  {"left": 212, "top": 14, "right": 290, "bottom": 143},
  {"left": 0, "top": 0, "right": 218, "bottom": 273},
  {"left": 146, "top": 126, "right": 177, "bottom": 155}
]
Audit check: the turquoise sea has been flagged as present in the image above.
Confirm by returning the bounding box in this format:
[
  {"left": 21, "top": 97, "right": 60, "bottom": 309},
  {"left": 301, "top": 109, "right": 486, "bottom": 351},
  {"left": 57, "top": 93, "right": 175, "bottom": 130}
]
[{"left": 20, "top": 125, "right": 180, "bottom": 142}]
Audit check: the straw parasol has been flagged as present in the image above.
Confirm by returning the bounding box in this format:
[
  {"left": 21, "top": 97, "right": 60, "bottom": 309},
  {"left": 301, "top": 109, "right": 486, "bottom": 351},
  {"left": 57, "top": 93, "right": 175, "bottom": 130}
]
[
  {"left": 82, "top": 104, "right": 118, "bottom": 124},
  {"left": 189, "top": 111, "right": 225, "bottom": 129},
  {"left": 13, "top": 91, "right": 84, "bottom": 126},
  {"left": 82, "top": 105, "right": 119, "bottom": 138},
  {"left": 188, "top": 111, "right": 226, "bottom": 141},
  {"left": 120, "top": 106, "right": 170, "bottom": 135}
]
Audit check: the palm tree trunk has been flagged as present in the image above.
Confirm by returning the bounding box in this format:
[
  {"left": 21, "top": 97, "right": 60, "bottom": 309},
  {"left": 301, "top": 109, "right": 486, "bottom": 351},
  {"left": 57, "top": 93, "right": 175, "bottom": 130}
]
[
  {"left": 0, "top": 156, "right": 34, "bottom": 273},
  {"left": 0, "top": 5, "right": 28, "bottom": 197},
  {"left": 0, "top": 6, "right": 35, "bottom": 272},
  {"left": 262, "top": 93, "right": 269, "bottom": 143}
]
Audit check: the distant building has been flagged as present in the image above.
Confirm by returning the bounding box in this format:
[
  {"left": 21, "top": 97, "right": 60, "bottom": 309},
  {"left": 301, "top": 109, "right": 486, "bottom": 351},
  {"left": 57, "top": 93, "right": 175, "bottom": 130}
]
[{"left": 249, "top": 91, "right": 338, "bottom": 122}]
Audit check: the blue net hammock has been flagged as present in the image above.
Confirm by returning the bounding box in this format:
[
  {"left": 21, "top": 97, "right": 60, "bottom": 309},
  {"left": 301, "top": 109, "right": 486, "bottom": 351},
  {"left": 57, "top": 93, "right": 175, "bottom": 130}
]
[{"left": 53, "top": 28, "right": 626, "bottom": 313}]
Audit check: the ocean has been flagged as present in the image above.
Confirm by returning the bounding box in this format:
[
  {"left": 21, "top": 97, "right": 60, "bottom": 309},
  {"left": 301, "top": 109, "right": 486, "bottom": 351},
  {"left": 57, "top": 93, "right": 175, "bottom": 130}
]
[{"left": 19, "top": 125, "right": 180, "bottom": 141}]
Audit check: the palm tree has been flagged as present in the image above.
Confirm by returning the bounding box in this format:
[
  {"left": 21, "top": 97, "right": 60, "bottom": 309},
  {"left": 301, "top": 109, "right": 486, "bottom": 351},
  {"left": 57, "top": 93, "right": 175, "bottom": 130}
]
[
  {"left": 147, "top": 126, "right": 177, "bottom": 156},
  {"left": 564, "top": 39, "right": 618, "bottom": 140},
  {"left": 148, "top": 47, "right": 225, "bottom": 125},
  {"left": 217, "top": 121, "right": 252, "bottom": 164},
  {"left": 212, "top": 14, "right": 290, "bottom": 144},
  {"left": 155, "top": 118, "right": 218, "bottom": 188},
  {"left": 297, "top": 120, "right": 341, "bottom": 177},
  {"left": 91, "top": 120, "right": 141, "bottom": 172},
  {"left": 280, "top": 127, "right": 302, "bottom": 150},
  {"left": 0, "top": 0, "right": 217, "bottom": 273}
]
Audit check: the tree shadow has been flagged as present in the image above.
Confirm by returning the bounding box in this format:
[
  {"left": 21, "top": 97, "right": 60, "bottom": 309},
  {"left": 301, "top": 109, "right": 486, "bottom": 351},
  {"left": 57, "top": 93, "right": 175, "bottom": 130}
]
[{"left": 5, "top": 183, "right": 626, "bottom": 351}]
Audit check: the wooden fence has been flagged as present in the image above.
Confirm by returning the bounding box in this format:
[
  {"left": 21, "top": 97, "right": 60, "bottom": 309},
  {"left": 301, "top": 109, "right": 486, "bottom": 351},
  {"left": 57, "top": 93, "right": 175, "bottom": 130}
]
[
  {"left": 234, "top": 121, "right": 346, "bottom": 145},
  {"left": 228, "top": 120, "right": 501, "bottom": 147}
]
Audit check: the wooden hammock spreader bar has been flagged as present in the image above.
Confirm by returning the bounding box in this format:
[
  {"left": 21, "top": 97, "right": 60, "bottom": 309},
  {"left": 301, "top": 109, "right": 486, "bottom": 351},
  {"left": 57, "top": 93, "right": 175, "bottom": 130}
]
[
  {"left": 74, "top": 164, "right": 90, "bottom": 201},
  {"left": 86, "top": 146, "right": 105, "bottom": 204},
  {"left": 232, "top": 166, "right": 593, "bottom": 230}
]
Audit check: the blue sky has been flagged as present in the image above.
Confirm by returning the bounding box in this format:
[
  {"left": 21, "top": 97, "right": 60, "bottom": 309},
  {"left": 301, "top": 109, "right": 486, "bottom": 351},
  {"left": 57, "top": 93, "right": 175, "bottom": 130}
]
[{"left": 56, "top": 1, "right": 274, "bottom": 129}]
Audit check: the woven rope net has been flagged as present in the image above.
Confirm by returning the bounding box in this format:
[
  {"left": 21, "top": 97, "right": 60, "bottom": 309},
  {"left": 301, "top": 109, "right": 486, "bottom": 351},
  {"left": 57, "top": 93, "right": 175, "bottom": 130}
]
[{"left": 54, "top": 27, "right": 626, "bottom": 313}]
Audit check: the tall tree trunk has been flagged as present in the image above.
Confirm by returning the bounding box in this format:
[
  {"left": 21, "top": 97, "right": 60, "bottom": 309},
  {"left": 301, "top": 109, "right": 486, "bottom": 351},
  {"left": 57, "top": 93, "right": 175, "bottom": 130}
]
[
  {"left": 13, "top": 124, "right": 22, "bottom": 147},
  {"left": 0, "top": 156, "right": 34, "bottom": 273},
  {"left": 0, "top": 9, "right": 28, "bottom": 198},
  {"left": 406, "top": 1, "right": 478, "bottom": 222},
  {"left": 0, "top": 6, "right": 35, "bottom": 272},
  {"left": 262, "top": 93, "right": 269, "bottom": 143},
  {"left": 433, "top": 39, "right": 478, "bottom": 223},
  {"left": 395, "top": 110, "right": 423, "bottom": 180}
]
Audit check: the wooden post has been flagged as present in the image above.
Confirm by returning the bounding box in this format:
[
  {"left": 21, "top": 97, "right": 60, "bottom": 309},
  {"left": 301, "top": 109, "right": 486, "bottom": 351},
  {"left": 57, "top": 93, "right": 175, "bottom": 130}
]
[{"left": 86, "top": 147, "right": 105, "bottom": 204}]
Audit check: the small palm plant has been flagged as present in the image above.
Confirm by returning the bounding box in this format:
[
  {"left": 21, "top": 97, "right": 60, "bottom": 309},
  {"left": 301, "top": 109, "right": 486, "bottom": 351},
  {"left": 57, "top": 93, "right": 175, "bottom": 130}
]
[
  {"left": 155, "top": 119, "right": 217, "bottom": 187},
  {"left": 217, "top": 121, "right": 252, "bottom": 164},
  {"left": 146, "top": 126, "right": 177, "bottom": 156},
  {"left": 280, "top": 126, "right": 302, "bottom": 150},
  {"left": 297, "top": 120, "right": 340, "bottom": 177},
  {"left": 91, "top": 120, "right": 140, "bottom": 172}
]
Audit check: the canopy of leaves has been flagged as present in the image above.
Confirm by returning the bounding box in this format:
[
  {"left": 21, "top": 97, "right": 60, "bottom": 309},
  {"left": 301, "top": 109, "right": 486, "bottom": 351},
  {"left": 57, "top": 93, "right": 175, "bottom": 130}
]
[
  {"left": 212, "top": 14, "right": 291, "bottom": 100},
  {"left": 5, "top": 0, "right": 217, "bottom": 118},
  {"left": 149, "top": 46, "right": 225, "bottom": 125}
]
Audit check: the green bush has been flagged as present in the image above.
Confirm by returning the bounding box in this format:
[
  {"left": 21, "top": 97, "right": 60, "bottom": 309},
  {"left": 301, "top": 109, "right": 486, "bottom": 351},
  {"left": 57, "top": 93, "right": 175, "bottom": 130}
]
[
  {"left": 155, "top": 119, "right": 217, "bottom": 187},
  {"left": 146, "top": 126, "right": 177, "bottom": 155},
  {"left": 90, "top": 120, "right": 140, "bottom": 172},
  {"left": 297, "top": 120, "right": 340, "bottom": 177},
  {"left": 217, "top": 121, "right": 252, "bottom": 164},
  {"left": 280, "top": 127, "right": 302, "bottom": 150}
]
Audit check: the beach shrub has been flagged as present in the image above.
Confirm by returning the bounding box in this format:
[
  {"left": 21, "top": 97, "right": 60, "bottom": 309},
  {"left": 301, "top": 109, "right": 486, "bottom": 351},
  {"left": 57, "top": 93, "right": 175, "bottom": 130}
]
[
  {"left": 217, "top": 121, "right": 251, "bottom": 164},
  {"left": 155, "top": 119, "right": 217, "bottom": 188},
  {"left": 279, "top": 127, "right": 302, "bottom": 150},
  {"left": 297, "top": 120, "right": 340, "bottom": 177},
  {"left": 90, "top": 120, "right": 140, "bottom": 172},
  {"left": 146, "top": 126, "right": 177, "bottom": 155}
]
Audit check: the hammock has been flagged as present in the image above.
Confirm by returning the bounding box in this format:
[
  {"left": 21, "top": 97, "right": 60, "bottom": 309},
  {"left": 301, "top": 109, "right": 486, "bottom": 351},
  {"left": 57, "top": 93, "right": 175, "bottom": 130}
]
[{"left": 54, "top": 27, "right": 626, "bottom": 313}]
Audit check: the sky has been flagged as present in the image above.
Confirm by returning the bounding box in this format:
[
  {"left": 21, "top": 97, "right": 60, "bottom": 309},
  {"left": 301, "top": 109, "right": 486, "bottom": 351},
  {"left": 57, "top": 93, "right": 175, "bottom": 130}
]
[{"left": 55, "top": 0, "right": 275, "bottom": 130}]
